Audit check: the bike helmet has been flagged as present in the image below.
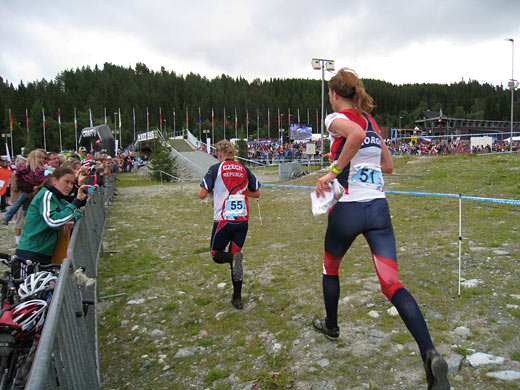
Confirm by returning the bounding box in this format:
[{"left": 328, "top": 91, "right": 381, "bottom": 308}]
[
  {"left": 18, "top": 271, "right": 57, "bottom": 300},
  {"left": 11, "top": 300, "right": 48, "bottom": 333}
]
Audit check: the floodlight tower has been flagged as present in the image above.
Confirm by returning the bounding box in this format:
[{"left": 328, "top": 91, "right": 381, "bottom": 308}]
[{"left": 312, "top": 58, "right": 335, "bottom": 163}]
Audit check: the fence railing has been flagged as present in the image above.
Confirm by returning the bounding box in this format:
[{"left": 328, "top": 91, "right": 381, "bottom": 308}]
[{"left": 26, "top": 174, "right": 116, "bottom": 389}]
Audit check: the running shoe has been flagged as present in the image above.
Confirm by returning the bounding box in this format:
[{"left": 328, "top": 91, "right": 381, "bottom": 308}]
[
  {"left": 231, "top": 298, "right": 243, "bottom": 310},
  {"left": 424, "top": 349, "right": 450, "bottom": 390},
  {"left": 231, "top": 252, "right": 243, "bottom": 282},
  {"left": 312, "top": 318, "right": 339, "bottom": 340}
]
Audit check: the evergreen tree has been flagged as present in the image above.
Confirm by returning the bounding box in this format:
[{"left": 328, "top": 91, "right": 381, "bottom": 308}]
[
  {"left": 236, "top": 139, "right": 248, "bottom": 160},
  {"left": 1, "top": 62, "right": 518, "bottom": 147},
  {"left": 24, "top": 134, "right": 35, "bottom": 156},
  {"left": 148, "top": 139, "right": 177, "bottom": 182}
]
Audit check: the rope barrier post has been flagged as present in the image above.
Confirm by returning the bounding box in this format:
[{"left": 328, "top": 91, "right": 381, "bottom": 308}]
[
  {"left": 257, "top": 199, "right": 263, "bottom": 225},
  {"left": 180, "top": 168, "right": 184, "bottom": 195},
  {"left": 458, "top": 193, "right": 462, "bottom": 297}
]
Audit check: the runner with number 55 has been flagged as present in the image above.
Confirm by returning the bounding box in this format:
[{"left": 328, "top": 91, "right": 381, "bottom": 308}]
[{"left": 199, "top": 140, "right": 260, "bottom": 310}]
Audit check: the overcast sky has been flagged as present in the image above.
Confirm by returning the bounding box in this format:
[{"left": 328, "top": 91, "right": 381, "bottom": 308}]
[{"left": 1, "top": 0, "right": 519, "bottom": 87}]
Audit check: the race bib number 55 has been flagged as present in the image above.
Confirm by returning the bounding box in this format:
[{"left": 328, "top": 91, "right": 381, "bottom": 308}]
[
  {"left": 350, "top": 164, "right": 384, "bottom": 191},
  {"left": 224, "top": 194, "right": 247, "bottom": 217}
]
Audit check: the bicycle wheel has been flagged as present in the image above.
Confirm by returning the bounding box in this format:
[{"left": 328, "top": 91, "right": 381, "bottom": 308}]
[{"left": 0, "top": 352, "right": 16, "bottom": 390}]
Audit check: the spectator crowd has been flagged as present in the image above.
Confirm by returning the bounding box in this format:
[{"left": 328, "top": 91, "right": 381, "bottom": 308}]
[
  {"left": 229, "top": 140, "right": 322, "bottom": 163},
  {"left": 0, "top": 148, "right": 124, "bottom": 252},
  {"left": 387, "top": 139, "right": 518, "bottom": 156},
  {"left": 216, "top": 137, "right": 518, "bottom": 163}
]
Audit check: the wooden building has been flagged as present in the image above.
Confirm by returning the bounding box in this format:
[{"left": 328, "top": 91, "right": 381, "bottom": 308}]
[{"left": 414, "top": 110, "right": 520, "bottom": 139}]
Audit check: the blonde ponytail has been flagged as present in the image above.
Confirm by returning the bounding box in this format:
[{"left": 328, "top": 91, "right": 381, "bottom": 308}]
[{"left": 215, "top": 140, "right": 238, "bottom": 158}]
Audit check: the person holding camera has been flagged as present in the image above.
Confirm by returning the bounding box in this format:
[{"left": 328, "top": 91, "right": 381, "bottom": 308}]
[
  {"left": 14, "top": 166, "right": 94, "bottom": 267},
  {"left": 62, "top": 160, "right": 92, "bottom": 199}
]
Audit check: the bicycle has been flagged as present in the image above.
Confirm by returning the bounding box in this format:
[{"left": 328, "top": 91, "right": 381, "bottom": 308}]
[{"left": 0, "top": 254, "right": 59, "bottom": 389}]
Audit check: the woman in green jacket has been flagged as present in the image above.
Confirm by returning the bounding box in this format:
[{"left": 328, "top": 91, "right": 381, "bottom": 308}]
[{"left": 15, "top": 166, "right": 92, "bottom": 266}]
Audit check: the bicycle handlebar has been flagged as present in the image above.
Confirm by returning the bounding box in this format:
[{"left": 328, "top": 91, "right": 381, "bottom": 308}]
[{"left": 0, "top": 277, "right": 27, "bottom": 288}]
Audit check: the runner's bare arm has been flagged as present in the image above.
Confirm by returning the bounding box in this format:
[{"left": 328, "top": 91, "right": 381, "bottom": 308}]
[
  {"left": 380, "top": 138, "right": 394, "bottom": 174},
  {"left": 199, "top": 187, "right": 209, "bottom": 199}
]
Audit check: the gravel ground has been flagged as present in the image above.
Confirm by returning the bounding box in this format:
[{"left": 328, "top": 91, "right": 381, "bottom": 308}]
[{"left": 97, "top": 166, "right": 520, "bottom": 390}]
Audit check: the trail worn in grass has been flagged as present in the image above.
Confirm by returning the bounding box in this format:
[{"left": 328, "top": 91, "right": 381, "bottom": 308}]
[{"left": 95, "top": 153, "right": 520, "bottom": 389}]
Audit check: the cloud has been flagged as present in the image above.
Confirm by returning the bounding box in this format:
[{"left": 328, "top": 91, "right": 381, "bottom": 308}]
[{"left": 1, "top": 0, "right": 519, "bottom": 86}]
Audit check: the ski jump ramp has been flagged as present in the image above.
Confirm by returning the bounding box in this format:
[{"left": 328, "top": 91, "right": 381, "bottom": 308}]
[{"left": 168, "top": 138, "right": 216, "bottom": 179}]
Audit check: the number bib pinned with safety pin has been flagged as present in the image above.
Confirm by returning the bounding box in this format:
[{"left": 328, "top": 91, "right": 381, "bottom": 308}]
[
  {"left": 350, "top": 164, "right": 384, "bottom": 191},
  {"left": 224, "top": 194, "right": 247, "bottom": 218}
]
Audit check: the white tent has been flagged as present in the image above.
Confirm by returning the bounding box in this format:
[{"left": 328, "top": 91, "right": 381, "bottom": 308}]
[{"left": 504, "top": 136, "right": 520, "bottom": 143}]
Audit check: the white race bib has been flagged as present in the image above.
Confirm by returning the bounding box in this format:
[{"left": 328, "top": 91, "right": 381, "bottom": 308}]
[
  {"left": 224, "top": 194, "right": 247, "bottom": 217},
  {"left": 350, "top": 164, "right": 384, "bottom": 191}
]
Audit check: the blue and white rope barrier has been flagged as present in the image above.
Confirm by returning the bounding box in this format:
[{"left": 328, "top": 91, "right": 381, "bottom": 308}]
[
  {"left": 261, "top": 184, "right": 520, "bottom": 206},
  {"left": 260, "top": 183, "right": 518, "bottom": 297}
]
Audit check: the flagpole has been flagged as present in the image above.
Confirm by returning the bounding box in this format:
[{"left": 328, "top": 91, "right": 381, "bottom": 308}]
[
  {"left": 74, "top": 108, "right": 78, "bottom": 151},
  {"left": 267, "top": 108, "right": 270, "bottom": 140},
  {"left": 118, "top": 107, "right": 122, "bottom": 148},
  {"left": 58, "top": 108, "right": 62, "bottom": 152},
  {"left": 185, "top": 107, "right": 189, "bottom": 135},
  {"left": 235, "top": 108, "right": 237, "bottom": 140},
  {"left": 257, "top": 108, "right": 259, "bottom": 141},
  {"left": 173, "top": 108, "right": 176, "bottom": 138},
  {"left": 246, "top": 109, "right": 249, "bottom": 142},
  {"left": 104, "top": 107, "right": 107, "bottom": 125},
  {"left": 211, "top": 107, "right": 214, "bottom": 145},
  {"left": 8, "top": 109, "right": 14, "bottom": 157},
  {"left": 132, "top": 107, "right": 136, "bottom": 144},
  {"left": 159, "top": 107, "right": 163, "bottom": 133},
  {"left": 146, "top": 106, "right": 149, "bottom": 132},
  {"left": 277, "top": 107, "right": 280, "bottom": 137},
  {"left": 316, "top": 109, "right": 319, "bottom": 137},
  {"left": 198, "top": 107, "right": 202, "bottom": 141},
  {"left": 223, "top": 108, "right": 226, "bottom": 140},
  {"left": 42, "top": 108, "right": 47, "bottom": 150}
]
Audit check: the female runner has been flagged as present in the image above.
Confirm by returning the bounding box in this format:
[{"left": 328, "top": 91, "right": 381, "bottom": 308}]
[{"left": 313, "top": 68, "right": 450, "bottom": 390}]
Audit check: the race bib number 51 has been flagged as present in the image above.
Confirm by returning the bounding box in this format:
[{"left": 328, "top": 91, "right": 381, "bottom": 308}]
[
  {"left": 224, "top": 194, "right": 247, "bottom": 217},
  {"left": 350, "top": 164, "right": 384, "bottom": 191}
]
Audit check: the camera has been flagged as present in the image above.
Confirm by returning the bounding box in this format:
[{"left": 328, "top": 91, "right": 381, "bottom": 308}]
[
  {"left": 86, "top": 184, "right": 99, "bottom": 194},
  {"left": 81, "top": 166, "right": 97, "bottom": 176}
]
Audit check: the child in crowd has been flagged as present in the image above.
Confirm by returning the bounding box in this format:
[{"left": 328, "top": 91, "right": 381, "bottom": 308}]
[{"left": 2, "top": 149, "right": 48, "bottom": 225}]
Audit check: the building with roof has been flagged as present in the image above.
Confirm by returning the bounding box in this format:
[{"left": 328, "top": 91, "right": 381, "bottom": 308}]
[{"left": 414, "top": 110, "right": 520, "bottom": 140}]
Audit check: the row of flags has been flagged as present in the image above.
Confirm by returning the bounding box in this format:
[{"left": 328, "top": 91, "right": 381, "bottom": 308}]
[
  {"left": 7, "top": 107, "right": 322, "bottom": 133},
  {"left": 5, "top": 106, "right": 324, "bottom": 155}
]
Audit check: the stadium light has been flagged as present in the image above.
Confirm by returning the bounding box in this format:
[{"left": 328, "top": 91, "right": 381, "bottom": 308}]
[
  {"left": 505, "top": 38, "right": 516, "bottom": 152},
  {"left": 311, "top": 58, "right": 334, "bottom": 163}
]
